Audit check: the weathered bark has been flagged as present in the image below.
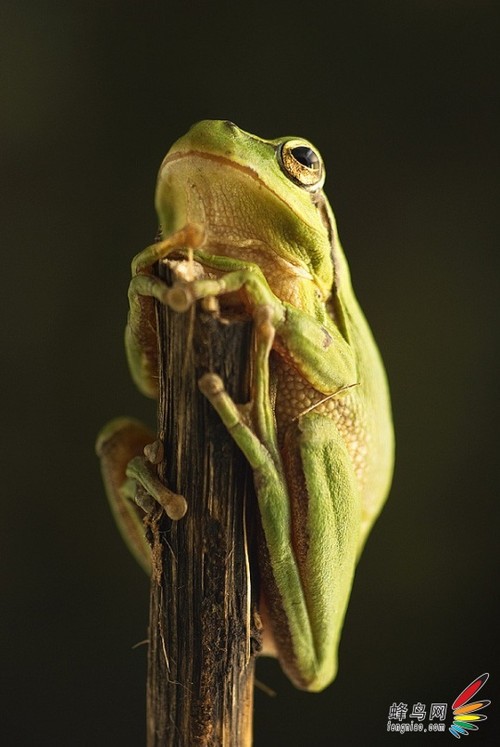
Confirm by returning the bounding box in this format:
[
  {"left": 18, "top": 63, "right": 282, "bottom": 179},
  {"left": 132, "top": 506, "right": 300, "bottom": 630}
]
[{"left": 146, "top": 262, "right": 259, "bottom": 746}]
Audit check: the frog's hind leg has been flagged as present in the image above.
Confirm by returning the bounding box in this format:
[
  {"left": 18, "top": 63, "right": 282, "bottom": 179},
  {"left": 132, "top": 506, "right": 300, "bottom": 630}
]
[
  {"left": 96, "top": 418, "right": 187, "bottom": 573},
  {"left": 96, "top": 418, "right": 155, "bottom": 573}
]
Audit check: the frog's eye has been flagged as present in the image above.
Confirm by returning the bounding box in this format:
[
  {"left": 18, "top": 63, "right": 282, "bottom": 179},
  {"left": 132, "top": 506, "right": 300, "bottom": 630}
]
[{"left": 278, "top": 139, "right": 325, "bottom": 191}]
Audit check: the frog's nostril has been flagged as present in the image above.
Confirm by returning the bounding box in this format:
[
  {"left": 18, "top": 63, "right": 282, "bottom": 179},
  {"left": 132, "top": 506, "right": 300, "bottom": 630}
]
[{"left": 222, "top": 120, "right": 238, "bottom": 132}]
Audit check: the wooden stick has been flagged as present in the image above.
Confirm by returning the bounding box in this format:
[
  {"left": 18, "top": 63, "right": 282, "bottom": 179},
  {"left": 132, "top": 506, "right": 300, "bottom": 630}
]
[{"left": 146, "top": 262, "right": 258, "bottom": 746}]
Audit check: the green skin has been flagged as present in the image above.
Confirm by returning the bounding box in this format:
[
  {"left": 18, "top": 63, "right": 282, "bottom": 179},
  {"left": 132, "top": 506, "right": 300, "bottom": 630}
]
[{"left": 96, "top": 120, "right": 394, "bottom": 692}]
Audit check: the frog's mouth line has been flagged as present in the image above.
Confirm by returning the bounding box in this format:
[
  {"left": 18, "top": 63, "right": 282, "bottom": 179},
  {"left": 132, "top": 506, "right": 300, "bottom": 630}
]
[{"left": 160, "top": 149, "right": 311, "bottom": 223}]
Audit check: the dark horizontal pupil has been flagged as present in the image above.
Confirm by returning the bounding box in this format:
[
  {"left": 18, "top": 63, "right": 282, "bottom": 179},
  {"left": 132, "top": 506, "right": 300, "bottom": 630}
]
[{"left": 291, "top": 146, "right": 319, "bottom": 169}]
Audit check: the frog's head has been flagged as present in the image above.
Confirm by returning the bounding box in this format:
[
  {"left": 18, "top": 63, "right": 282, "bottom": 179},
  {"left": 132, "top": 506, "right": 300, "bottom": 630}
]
[{"left": 155, "top": 120, "right": 343, "bottom": 300}]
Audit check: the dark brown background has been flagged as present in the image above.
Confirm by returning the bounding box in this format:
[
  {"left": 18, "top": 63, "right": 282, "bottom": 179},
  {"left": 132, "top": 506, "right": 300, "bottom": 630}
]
[{"left": 2, "top": 1, "right": 499, "bottom": 745}]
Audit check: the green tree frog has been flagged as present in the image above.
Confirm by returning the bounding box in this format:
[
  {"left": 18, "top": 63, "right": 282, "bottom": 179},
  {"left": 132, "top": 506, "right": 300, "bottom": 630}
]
[{"left": 96, "top": 120, "right": 394, "bottom": 692}]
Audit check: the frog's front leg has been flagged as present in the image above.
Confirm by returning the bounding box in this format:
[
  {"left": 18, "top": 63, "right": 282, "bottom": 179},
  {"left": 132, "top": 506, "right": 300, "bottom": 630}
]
[
  {"left": 125, "top": 224, "right": 204, "bottom": 398},
  {"left": 96, "top": 418, "right": 187, "bottom": 573},
  {"left": 168, "top": 257, "right": 358, "bottom": 395}
]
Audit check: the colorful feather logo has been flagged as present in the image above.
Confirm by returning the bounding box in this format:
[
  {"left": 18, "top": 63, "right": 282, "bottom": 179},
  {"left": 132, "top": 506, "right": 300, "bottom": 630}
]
[{"left": 449, "top": 672, "right": 490, "bottom": 739}]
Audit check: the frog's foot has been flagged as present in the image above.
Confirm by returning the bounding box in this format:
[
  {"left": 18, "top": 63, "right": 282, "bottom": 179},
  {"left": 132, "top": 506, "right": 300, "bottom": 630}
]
[
  {"left": 96, "top": 418, "right": 187, "bottom": 573},
  {"left": 198, "top": 373, "right": 277, "bottom": 476},
  {"left": 125, "top": 455, "right": 187, "bottom": 521}
]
